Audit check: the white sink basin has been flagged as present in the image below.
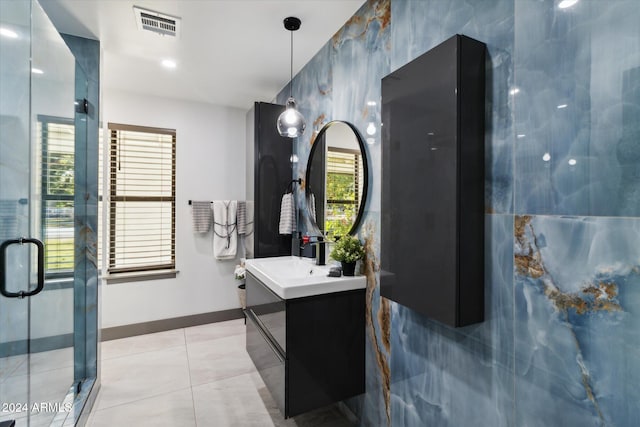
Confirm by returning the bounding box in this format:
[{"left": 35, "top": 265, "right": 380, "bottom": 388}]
[{"left": 244, "top": 256, "right": 366, "bottom": 299}]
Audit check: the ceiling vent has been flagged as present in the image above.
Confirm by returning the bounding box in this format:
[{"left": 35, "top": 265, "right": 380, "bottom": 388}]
[{"left": 133, "top": 6, "right": 181, "bottom": 38}]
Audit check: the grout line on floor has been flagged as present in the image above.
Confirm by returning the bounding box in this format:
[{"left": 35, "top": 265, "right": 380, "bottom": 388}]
[
  {"left": 100, "top": 344, "right": 188, "bottom": 362},
  {"left": 86, "top": 320, "right": 352, "bottom": 426},
  {"left": 183, "top": 328, "right": 200, "bottom": 427},
  {"left": 92, "top": 385, "right": 195, "bottom": 414}
]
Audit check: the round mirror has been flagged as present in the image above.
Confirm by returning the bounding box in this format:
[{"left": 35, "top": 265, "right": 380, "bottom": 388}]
[{"left": 305, "top": 121, "right": 369, "bottom": 239}]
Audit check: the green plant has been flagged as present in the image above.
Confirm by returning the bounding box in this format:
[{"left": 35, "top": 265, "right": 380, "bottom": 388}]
[
  {"left": 329, "top": 235, "right": 365, "bottom": 263},
  {"left": 234, "top": 261, "right": 246, "bottom": 281}
]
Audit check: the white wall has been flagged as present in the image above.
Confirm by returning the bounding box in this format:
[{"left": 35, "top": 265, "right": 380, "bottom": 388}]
[{"left": 101, "top": 89, "right": 246, "bottom": 328}]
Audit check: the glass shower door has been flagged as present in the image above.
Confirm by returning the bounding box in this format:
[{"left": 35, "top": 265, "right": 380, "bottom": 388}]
[{"left": 0, "top": 0, "right": 76, "bottom": 425}]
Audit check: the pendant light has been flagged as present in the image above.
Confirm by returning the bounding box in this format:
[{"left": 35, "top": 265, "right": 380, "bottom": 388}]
[{"left": 277, "top": 16, "right": 306, "bottom": 138}]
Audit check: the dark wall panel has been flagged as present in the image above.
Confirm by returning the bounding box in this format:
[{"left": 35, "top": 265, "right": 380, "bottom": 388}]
[
  {"left": 380, "top": 35, "right": 485, "bottom": 327},
  {"left": 251, "top": 102, "right": 293, "bottom": 258}
]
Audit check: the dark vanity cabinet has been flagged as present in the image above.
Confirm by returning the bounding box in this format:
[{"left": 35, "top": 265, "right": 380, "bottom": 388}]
[
  {"left": 246, "top": 102, "right": 293, "bottom": 258},
  {"left": 245, "top": 272, "right": 365, "bottom": 418},
  {"left": 380, "top": 34, "right": 486, "bottom": 327}
]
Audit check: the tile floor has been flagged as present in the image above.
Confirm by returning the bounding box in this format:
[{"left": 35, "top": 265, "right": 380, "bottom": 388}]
[
  {"left": 86, "top": 319, "right": 355, "bottom": 427},
  {"left": 0, "top": 347, "right": 75, "bottom": 427}
]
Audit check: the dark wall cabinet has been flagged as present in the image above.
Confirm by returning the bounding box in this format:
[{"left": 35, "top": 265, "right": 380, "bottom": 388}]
[
  {"left": 245, "top": 272, "right": 365, "bottom": 418},
  {"left": 380, "top": 34, "right": 486, "bottom": 327},
  {"left": 246, "top": 102, "right": 293, "bottom": 258}
]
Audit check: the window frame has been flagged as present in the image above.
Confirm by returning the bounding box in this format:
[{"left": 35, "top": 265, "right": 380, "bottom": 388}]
[
  {"left": 39, "top": 115, "right": 75, "bottom": 280},
  {"left": 107, "top": 122, "right": 176, "bottom": 275}
]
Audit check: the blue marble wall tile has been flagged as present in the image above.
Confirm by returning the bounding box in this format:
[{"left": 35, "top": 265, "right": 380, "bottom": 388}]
[
  {"left": 361, "top": 214, "right": 393, "bottom": 426},
  {"left": 514, "top": 215, "right": 640, "bottom": 426},
  {"left": 281, "top": 0, "right": 391, "bottom": 235},
  {"left": 514, "top": 0, "right": 640, "bottom": 216},
  {"left": 330, "top": 1, "right": 390, "bottom": 219},
  {"left": 276, "top": 41, "right": 333, "bottom": 230},
  {"left": 390, "top": 214, "right": 515, "bottom": 427},
  {"left": 277, "top": 2, "right": 392, "bottom": 424},
  {"left": 330, "top": 2, "right": 392, "bottom": 422},
  {"left": 391, "top": 0, "right": 515, "bottom": 214},
  {"left": 277, "top": 0, "right": 640, "bottom": 425}
]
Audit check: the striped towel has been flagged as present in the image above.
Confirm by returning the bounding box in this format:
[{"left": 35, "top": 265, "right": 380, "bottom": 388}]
[
  {"left": 279, "top": 193, "right": 296, "bottom": 235},
  {"left": 244, "top": 201, "right": 254, "bottom": 258},
  {"left": 191, "top": 201, "right": 212, "bottom": 233},
  {"left": 308, "top": 193, "right": 317, "bottom": 223},
  {"left": 237, "top": 201, "right": 247, "bottom": 235}
]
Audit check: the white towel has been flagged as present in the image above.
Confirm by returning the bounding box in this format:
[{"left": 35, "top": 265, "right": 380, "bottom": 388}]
[
  {"left": 212, "top": 200, "right": 238, "bottom": 260},
  {"left": 191, "top": 201, "right": 212, "bottom": 233},
  {"left": 279, "top": 193, "right": 296, "bottom": 235},
  {"left": 244, "top": 201, "right": 254, "bottom": 258}
]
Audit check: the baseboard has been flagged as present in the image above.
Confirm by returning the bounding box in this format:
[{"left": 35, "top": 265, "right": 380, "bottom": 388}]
[
  {"left": 0, "top": 333, "right": 74, "bottom": 358},
  {"left": 0, "top": 309, "right": 245, "bottom": 356},
  {"left": 100, "top": 308, "right": 244, "bottom": 341}
]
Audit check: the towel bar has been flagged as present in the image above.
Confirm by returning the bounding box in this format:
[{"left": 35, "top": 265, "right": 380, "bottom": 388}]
[{"left": 188, "top": 200, "right": 214, "bottom": 205}]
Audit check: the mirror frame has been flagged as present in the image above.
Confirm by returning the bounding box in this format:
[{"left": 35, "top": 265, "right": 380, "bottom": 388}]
[{"left": 304, "top": 120, "right": 369, "bottom": 237}]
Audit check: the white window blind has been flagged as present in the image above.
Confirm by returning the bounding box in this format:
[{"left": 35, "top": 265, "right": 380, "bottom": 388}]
[
  {"left": 108, "top": 123, "right": 176, "bottom": 274},
  {"left": 38, "top": 116, "right": 75, "bottom": 278}
]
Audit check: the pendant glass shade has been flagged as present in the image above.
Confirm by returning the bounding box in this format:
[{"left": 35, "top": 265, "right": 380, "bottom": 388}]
[
  {"left": 277, "top": 17, "right": 305, "bottom": 139},
  {"left": 277, "top": 97, "right": 306, "bottom": 138}
]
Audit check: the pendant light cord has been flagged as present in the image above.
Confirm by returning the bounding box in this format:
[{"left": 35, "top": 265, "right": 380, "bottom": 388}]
[{"left": 289, "top": 29, "right": 293, "bottom": 98}]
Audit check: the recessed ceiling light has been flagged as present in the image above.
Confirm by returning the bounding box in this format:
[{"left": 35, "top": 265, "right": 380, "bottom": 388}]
[
  {"left": 557, "top": 104, "right": 568, "bottom": 109},
  {"left": 542, "top": 152, "right": 551, "bottom": 162},
  {"left": 517, "top": 134, "right": 526, "bottom": 138},
  {"left": 367, "top": 101, "right": 377, "bottom": 106},
  {"left": 0, "top": 27, "right": 18, "bottom": 39},
  {"left": 161, "top": 59, "right": 177, "bottom": 69},
  {"left": 509, "top": 87, "right": 520, "bottom": 95},
  {"left": 568, "top": 158, "right": 577, "bottom": 166},
  {"left": 31, "top": 68, "right": 44, "bottom": 74},
  {"left": 558, "top": 0, "right": 579, "bottom": 9}
]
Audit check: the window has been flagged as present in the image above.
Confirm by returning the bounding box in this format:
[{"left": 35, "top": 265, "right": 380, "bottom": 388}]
[
  {"left": 107, "top": 123, "right": 176, "bottom": 274},
  {"left": 39, "top": 116, "right": 75, "bottom": 278},
  {"left": 325, "top": 147, "right": 363, "bottom": 237}
]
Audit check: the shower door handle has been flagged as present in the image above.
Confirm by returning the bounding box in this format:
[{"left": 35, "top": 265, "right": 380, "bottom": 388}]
[{"left": 0, "top": 237, "right": 45, "bottom": 298}]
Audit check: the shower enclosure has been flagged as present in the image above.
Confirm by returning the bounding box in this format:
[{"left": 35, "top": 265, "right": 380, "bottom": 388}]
[{"left": 0, "top": 0, "right": 99, "bottom": 425}]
